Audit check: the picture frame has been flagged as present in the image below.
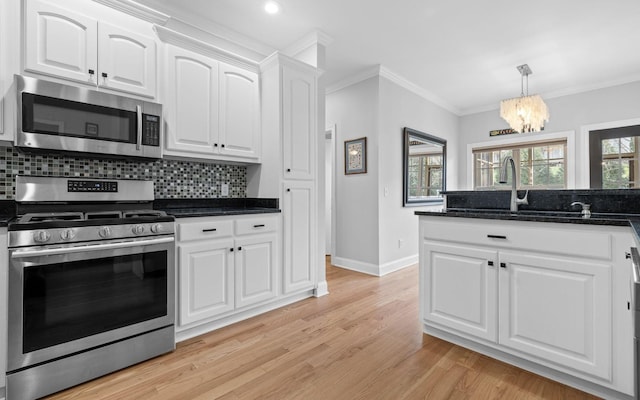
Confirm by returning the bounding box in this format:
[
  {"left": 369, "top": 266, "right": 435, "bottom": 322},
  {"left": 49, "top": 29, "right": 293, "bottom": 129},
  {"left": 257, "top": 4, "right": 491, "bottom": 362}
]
[{"left": 344, "top": 137, "right": 367, "bottom": 175}]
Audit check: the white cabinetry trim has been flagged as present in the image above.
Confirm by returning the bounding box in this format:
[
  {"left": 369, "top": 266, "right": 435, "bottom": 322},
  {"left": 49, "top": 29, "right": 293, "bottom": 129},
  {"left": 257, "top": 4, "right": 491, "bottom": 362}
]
[{"left": 154, "top": 25, "right": 259, "bottom": 73}]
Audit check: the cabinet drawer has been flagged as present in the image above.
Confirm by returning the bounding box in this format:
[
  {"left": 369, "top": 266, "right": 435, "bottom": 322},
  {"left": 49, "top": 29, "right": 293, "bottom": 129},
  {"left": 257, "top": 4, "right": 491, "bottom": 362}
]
[
  {"left": 235, "top": 216, "right": 277, "bottom": 236},
  {"left": 178, "top": 220, "right": 233, "bottom": 242},
  {"left": 421, "top": 217, "right": 613, "bottom": 260}
]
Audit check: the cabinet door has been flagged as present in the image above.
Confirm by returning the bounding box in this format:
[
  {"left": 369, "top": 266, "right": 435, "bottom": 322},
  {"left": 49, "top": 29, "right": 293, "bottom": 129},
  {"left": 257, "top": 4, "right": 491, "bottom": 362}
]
[
  {"left": 97, "top": 22, "right": 156, "bottom": 97},
  {"left": 282, "top": 65, "right": 316, "bottom": 180},
  {"left": 178, "top": 238, "right": 234, "bottom": 326},
  {"left": 165, "top": 46, "right": 219, "bottom": 155},
  {"left": 421, "top": 240, "right": 498, "bottom": 342},
  {"left": 283, "top": 181, "right": 316, "bottom": 293},
  {"left": 25, "top": 0, "right": 98, "bottom": 83},
  {"left": 498, "top": 251, "right": 612, "bottom": 380},
  {"left": 235, "top": 234, "right": 278, "bottom": 308},
  {"left": 218, "top": 63, "right": 260, "bottom": 159}
]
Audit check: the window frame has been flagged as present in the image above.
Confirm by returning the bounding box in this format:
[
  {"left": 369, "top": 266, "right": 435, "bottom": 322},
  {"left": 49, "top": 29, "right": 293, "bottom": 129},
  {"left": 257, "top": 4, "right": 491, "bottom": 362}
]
[
  {"left": 467, "top": 130, "right": 576, "bottom": 190},
  {"left": 473, "top": 140, "right": 567, "bottom": 190}
]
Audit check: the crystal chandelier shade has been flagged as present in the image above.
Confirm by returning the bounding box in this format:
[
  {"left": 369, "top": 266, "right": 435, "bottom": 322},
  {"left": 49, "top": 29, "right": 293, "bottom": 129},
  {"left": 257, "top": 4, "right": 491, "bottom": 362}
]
[{"left": 499, "top": 64, "right": 549, "bottom": 133}]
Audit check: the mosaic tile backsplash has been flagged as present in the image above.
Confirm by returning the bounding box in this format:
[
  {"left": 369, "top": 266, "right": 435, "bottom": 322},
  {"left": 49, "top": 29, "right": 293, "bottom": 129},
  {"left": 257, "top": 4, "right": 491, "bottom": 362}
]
[{"left": 0, "top": 145, "right": 247, "bottom": 199}]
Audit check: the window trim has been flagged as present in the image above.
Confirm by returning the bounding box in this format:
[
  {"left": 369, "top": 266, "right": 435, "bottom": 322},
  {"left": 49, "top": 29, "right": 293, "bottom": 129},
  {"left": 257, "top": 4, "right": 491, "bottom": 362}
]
[
  {"left": 581, "top": 118, "right": 640, "bottom": 188},
  {"left": 467, "top": 130, "right": 576, "bottom": 190}
]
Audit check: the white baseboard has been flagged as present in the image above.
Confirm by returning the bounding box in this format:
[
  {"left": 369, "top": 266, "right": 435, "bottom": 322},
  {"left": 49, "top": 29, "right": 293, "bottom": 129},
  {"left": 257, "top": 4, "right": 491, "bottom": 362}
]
[
  {"left": 379, "top": 254, "right": 418, "bottom": 276},
  {"left": 332, "top": 254, "right": 418, "bottom": 276},
  {"left": 315, "top": 280, "right": 329, "bottom": 297}
]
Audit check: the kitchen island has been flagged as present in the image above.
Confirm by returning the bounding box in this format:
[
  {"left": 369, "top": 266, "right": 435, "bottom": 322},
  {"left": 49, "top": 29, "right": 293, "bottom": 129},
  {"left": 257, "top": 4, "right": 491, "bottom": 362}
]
[{"left": 416, "top": 191, "right": 640, "bottom": 400}]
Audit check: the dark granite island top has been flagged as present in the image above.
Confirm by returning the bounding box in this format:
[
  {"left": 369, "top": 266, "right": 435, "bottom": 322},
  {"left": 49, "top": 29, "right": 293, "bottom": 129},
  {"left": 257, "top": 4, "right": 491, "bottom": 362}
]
[
  {"left": 154, "top": 198, "right": 280, "bottom": 218},
  {"left": 415, "top": 189, "right": 640, "bottom": 241}
]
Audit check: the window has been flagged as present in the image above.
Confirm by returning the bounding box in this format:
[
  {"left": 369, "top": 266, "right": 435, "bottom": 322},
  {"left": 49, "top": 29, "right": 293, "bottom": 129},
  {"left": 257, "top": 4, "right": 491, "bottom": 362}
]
[
  {"left": 473, "top": 140, "right": 567, "bottom": 190},
  {"left": 589, "top": 125, "right": 640, "bottom": 189}
]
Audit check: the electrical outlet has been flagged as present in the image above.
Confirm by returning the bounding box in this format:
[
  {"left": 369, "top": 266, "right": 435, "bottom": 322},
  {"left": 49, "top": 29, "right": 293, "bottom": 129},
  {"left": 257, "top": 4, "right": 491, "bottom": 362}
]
[{"left": 221, "top": 183, "right": 229, "bottom": 197}]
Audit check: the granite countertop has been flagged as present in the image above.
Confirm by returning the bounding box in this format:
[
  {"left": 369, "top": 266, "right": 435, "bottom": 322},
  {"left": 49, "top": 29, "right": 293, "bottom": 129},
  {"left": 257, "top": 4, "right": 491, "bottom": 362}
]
[
  {"left": 154, "top": 198, "right": 280, "bottom": 218},
  {"left": 415, "top": 208, "right": 637, "bottom": 226}
]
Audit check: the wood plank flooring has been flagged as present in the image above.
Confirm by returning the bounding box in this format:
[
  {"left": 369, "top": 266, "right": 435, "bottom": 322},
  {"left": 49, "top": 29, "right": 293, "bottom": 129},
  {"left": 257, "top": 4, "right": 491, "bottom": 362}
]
[{"left": 46, "top": 259, "right": 601, "bottom": 400}]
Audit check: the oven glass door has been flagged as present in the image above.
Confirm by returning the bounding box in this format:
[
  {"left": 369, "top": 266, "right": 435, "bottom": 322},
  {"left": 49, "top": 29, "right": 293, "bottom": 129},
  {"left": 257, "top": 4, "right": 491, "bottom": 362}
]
[
  {"left": 7, "top": 236, "right": 175, "bottom": 371},
  {"left": 22, "top": 93, "right": 137, "bottom": 143}
]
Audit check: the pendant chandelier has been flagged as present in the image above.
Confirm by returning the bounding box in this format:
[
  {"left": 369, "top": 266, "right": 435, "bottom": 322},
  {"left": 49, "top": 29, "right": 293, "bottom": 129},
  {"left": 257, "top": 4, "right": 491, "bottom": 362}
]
[{"left": 499, "top": 64, "right": 549, "bottom": 133}]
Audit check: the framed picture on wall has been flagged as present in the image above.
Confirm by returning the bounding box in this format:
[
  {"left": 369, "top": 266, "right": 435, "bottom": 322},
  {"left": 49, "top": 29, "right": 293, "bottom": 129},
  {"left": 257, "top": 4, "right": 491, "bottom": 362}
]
[{"left": 345, "top": 137, "right": 367, "bottom": 175}]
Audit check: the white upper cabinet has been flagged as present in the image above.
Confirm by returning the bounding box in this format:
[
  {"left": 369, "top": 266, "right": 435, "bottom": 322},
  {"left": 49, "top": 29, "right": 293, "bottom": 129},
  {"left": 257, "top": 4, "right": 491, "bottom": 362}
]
[
  {"left": 24, "top": 0, "right": 157, "bottom": 98},
  {"left": 282, "top": 65, "right": 316, "bottom": 180},
  {"left": 97, "top": 22, "right": 156, "bottom": 97},
  {"left": 25, "top": 0, "right": 97, "bottom": 84},
  {"left": 164, "top": 45, "right": 261, "bottom": 162},
  {"left": 219, "top": 63, "right": 260, "bottom": 159},
  {"left": 164, "top": 46, "right": 219, "bottom": 154}
]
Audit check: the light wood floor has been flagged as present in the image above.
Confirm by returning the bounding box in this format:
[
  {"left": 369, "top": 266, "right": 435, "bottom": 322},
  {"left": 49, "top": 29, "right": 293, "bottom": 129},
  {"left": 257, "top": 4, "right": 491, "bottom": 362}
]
[{"left": 47, "top": 258, "right": 600, "bottom": 400}]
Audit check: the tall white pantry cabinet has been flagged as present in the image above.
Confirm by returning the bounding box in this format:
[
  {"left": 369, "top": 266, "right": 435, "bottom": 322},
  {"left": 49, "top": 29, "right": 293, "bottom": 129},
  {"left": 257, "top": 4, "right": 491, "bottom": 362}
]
[{"left": 259, "top": 53, "right": 319, "bottom": 296}]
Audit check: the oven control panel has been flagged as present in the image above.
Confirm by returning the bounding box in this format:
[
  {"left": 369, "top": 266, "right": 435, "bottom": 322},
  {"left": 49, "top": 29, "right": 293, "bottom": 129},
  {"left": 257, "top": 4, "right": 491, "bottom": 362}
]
[{"left": 68, "top": 180, "right": 118, "bottom": 193}]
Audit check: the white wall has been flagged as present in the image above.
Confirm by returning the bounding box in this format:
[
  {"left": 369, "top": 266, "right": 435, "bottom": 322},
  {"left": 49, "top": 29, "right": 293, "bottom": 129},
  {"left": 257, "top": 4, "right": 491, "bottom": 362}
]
[
  {"left": 326, "top": 77, "right": 380, "bottom": 267},
  {"left": 326, "top": 74, "right": 459, "bottom": 274},
  {"left": 377, "top": 76, "right": 458, "bottom": 269},
  {"left": 459, "top": 81, "right": 640, "bottom": 189}
]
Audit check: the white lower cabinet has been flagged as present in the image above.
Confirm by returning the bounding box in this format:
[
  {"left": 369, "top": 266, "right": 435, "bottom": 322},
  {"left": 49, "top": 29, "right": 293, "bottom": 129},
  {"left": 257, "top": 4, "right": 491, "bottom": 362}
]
[
  {"left": 422, "top": 241, "right": 498, "bottom": 342},
  {"left": 176, "top": 214, "right": 278, "bottom": 328},
  {"left": 179, "top": 238, "right": 235, "bottom": 325},
  {"left": 419, "top": 216, "right": 634, "bottom": 397}
]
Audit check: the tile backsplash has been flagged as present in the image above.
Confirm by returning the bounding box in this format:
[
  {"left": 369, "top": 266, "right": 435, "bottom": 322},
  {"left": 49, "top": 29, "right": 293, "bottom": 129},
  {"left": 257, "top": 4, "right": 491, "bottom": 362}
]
[{"left": 0, "top": 144, "right": 247, "bottom": 199}]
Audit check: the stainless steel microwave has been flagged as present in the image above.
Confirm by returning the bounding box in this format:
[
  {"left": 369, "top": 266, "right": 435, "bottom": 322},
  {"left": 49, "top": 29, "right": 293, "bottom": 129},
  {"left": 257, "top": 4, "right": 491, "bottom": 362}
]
[{"left": 12, "top": 75, "right": 162, "bottom": 159}]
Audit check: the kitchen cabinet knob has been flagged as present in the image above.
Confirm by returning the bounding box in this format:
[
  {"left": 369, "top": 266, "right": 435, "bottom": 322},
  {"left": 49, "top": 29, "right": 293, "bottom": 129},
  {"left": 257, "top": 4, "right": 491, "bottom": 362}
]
[
  {"left": 214, "top": 143, "right": 218, "bottom": 147},
  {"left": 500, "top": 262, "right": 507, "bottom": 268},
  {"left": 488, "top": 261, "right": 494, "bottom": 266},
  {"left": 88, "top": 69, "right": 95, "bottom": 75},
  {"left": 287, "top": 188, "right": 291, "bottom": 192},
  {"left": 287, "top": 168, "right": 291, "bottom": 172},
  {"left": 230, "top": 248, "right": 234, "bottom": 252},
  {"left": 102, "top": 72, "right": 108, "bottom": 78},
  {"left": 221, "top": 144, "right": 225, "bottom": 148},
  {"left": 626, "top": 252, "right": 632, "bottom": 259},
  {"left": 238, "top": 246, "right": 242, "bottom": 251}
]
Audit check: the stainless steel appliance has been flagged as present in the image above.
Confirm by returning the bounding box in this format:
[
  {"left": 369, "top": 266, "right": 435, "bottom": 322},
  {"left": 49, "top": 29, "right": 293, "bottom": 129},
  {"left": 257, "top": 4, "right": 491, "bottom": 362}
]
[
  {"left": 6, "top": 176, "right": 175, "bottom": 400},
  {"left": 10, "top": 75, "right": 162, "bottom": 159}
]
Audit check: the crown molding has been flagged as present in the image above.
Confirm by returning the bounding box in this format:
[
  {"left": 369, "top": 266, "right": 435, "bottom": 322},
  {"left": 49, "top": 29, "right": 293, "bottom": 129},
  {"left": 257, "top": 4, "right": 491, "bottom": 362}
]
[
  {"left": 154, "top": 25, "right": 260, "bottom": 72},
  {"left": 260, "top": 52, "right": 318, "bottom": 75},
  {"left": 92, "top": 0, "right": 170, "bottom": 24},
  {"left": 283, "top": 30, "right": 334, "bottom": 58},
  {"left": 326, "top": 65, "right": 461, "bottom": 115},
  {"left": 377, "top": 66, "right": 460, "bottom": 115},
  {"left": 325, "top": 66, "right": 381, "bottom": 95}
]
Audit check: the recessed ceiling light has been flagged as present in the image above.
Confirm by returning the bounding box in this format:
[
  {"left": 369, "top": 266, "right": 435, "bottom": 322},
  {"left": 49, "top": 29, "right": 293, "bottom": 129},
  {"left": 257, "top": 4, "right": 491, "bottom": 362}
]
[{"left": 264, "top": 1, "right": 280, "bottom": 14}]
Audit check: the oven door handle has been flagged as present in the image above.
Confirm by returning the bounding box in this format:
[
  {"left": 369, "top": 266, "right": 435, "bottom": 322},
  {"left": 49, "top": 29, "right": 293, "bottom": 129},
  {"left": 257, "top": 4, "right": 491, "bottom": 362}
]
[{"left": 11, "top": 236, "right": 174, "bottom": 259}]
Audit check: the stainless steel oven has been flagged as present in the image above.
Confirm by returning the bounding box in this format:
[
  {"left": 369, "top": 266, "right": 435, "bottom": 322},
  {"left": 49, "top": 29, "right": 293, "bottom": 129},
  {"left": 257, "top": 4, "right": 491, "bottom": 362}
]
[
  {"left": 6, "top": 176, "right": 175, "bottom": 400},
  {"left": 10, "top": 75, "right": 162, "bottom": 159}
]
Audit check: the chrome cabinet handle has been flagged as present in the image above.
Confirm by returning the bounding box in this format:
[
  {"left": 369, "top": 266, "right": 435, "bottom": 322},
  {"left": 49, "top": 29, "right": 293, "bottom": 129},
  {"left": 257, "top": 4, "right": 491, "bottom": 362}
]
[
  {"left": 253, "top": 224, "right": 265, "bottom": 228},
  {"left": 202, "top": 228, "right": 217, "bottom": 233},
  {"left": 487, "top": 234, "right": 507, "bottom": 239}
]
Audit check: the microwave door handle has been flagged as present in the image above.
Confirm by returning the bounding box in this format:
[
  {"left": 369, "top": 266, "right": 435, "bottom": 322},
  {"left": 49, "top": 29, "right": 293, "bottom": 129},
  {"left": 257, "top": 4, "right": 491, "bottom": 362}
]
[{"left": 136, "top": 105, "right": 142, "bottom": 151}]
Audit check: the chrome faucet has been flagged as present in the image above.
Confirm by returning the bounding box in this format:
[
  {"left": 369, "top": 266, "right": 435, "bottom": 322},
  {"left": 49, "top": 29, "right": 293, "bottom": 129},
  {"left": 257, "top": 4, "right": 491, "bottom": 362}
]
[
  {"left": 499, "top": 156, "right": 528, "bottom": 212},
  {"left": 571, "top": 201, "right": 591, "bottom": 219}
]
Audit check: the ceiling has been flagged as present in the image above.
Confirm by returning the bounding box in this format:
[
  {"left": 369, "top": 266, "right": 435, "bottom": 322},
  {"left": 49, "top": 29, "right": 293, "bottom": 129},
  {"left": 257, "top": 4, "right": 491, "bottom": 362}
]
[{"left": 135, "top": 0, "right": 640, "bottom": 115}]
